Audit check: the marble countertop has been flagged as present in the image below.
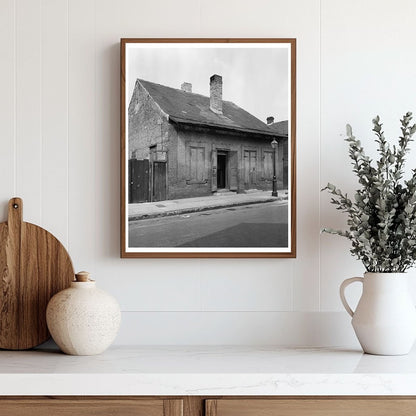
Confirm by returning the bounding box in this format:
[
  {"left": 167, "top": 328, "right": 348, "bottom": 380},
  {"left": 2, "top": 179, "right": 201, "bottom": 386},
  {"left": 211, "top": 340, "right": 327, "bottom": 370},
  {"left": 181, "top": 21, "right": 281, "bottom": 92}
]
[{"left": 1, "top": 345, "right": 416, "bottom": 396}]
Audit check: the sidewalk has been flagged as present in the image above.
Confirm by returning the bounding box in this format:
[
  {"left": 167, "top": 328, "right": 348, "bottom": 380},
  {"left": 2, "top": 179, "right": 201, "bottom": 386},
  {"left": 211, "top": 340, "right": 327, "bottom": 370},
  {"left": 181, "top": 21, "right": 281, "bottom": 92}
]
[{"left": 129, "top": 190, "right": 288, "bottom": 221}]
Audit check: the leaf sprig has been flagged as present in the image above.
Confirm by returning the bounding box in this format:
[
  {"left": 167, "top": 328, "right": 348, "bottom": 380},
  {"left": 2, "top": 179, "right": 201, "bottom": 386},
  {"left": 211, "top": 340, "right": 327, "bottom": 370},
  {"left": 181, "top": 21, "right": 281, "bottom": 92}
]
[{"left": 322, "top": 112, "right": 416, "bottom": 272}]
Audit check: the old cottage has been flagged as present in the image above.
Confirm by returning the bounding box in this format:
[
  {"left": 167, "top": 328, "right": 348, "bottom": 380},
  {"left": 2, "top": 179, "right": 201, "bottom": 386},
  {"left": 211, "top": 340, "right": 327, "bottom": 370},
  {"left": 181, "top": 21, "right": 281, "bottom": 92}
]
[{"left": 128, "top": 74, "right": 288, "bottom": 203}]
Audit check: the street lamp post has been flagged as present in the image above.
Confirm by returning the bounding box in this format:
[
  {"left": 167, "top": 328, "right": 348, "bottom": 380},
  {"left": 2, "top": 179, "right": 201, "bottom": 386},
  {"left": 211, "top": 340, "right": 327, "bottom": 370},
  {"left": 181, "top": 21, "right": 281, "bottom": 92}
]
[{"left": 271, "top": 138, "right": 278, "bottom": 197}]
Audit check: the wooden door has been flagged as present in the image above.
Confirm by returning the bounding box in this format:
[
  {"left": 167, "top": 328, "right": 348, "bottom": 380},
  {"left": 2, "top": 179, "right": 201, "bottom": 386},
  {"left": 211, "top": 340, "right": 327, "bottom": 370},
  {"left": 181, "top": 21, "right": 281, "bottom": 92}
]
[
  {"left": 217, "top": 153, "right": 227, "bottom": 189},
  {"left": 129, "top": 159, "right": 149, "bottom": 203},
  {"left": 206, "top": 398, "right": 416, "bottom": 416},
  {"left": 229, "top": 151, "right": 238, "bottom": 191},
  {"left": 0, "top": 398, "right": 183, "bottom": 416},
  {"left": 244, "top": 150, "right": 257, "bottom": 189},
  {"left": 153, "top": 161, "right": 167, "bottom": 202}
]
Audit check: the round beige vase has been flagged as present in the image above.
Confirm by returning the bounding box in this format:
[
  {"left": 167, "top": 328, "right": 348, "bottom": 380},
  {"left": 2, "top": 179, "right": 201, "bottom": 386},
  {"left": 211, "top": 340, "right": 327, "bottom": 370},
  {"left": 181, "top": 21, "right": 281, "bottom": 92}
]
[
  {"left": 340, "top": 272, "right": 416, "bottom": 355},
  {"left": 46, "top": 271, "right": 121, "bottom": 356}
]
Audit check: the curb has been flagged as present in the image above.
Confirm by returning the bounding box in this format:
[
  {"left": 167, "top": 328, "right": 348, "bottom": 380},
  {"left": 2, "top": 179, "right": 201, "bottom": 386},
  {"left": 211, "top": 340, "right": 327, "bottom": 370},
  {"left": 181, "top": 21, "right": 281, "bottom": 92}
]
[{"left": 129, "top": 197, "right": 287, "bottom": 222}]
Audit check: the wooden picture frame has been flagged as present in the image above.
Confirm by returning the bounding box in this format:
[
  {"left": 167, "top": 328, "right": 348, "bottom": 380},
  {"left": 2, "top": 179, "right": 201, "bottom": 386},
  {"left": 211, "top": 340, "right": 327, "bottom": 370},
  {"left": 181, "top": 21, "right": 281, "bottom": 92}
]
[{"left": 121, "top": 38, "right": 296, "bottom": 258}]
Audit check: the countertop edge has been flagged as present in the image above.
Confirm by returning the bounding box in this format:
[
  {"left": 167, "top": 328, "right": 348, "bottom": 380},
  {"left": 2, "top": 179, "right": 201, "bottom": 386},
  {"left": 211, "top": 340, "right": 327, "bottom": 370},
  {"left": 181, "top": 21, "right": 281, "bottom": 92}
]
[{"left": 1, "top": 373, "right": 416, "bottom": 396}]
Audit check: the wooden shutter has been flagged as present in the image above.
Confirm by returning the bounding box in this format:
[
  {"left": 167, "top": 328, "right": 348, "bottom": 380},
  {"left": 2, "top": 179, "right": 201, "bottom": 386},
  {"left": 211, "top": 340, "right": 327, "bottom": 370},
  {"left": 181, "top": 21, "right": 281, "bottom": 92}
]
[
  {"left": 211, "top": 149, "right": 217, "bottom": 192},
  {"left": 190, "top": 147, "right": 197, "bottom": 180},
  {"left": 264, "top": 151, "right": 273, "bottom": 180},
  {"left": 197, "top": 147, "right": 205, "bottom": 181},
  {"left": 229, "top": 151, "right": 238, "bottom": 191}
]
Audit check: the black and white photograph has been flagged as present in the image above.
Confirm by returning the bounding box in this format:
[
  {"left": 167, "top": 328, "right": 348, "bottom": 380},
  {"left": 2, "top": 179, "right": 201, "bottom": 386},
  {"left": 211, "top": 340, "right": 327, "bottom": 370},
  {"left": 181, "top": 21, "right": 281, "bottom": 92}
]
[{"left": 121, "top": 39, "right": 296, "bottom": 258}]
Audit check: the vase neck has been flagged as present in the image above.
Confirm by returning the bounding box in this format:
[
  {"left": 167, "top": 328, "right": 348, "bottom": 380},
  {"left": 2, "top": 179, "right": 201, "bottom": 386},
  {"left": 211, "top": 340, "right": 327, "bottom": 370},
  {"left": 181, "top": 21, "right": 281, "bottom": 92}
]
[
  {"left": 70, "top": 281, "right": 96, "bottom": 289},
  {"left": 363, "top": 272, "right": 408, "bottom": 292}
]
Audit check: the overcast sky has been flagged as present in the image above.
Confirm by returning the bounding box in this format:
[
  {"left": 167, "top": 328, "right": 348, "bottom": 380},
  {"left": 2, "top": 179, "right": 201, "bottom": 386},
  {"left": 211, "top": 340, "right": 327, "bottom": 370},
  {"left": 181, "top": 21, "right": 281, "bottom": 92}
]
[{"left": 127, "top": 45, "right": 289, "bottom": 123}]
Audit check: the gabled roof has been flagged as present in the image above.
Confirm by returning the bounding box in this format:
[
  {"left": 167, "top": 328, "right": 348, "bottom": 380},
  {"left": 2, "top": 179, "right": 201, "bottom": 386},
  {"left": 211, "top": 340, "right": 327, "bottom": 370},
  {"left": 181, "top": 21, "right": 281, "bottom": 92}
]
[
  {"left": 136, "top": 79, "right": 285, "bottom": 138},
  {"left": 268, "top": 120, "right": 289, "bottom": 137}
]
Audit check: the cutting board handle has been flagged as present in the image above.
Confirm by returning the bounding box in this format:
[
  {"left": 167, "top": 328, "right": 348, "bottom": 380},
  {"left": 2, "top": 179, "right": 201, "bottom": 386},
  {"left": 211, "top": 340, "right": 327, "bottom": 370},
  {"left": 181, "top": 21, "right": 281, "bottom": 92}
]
[{"left": 8, "top": 197, "right": 23, "bottom": 229}]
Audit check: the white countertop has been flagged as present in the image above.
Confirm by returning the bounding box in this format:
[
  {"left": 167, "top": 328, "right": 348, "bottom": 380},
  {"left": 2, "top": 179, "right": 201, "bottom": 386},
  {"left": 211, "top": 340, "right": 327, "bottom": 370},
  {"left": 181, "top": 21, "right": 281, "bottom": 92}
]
[{"left": 1, "top": 345, "right": 416, "bottom": 396}]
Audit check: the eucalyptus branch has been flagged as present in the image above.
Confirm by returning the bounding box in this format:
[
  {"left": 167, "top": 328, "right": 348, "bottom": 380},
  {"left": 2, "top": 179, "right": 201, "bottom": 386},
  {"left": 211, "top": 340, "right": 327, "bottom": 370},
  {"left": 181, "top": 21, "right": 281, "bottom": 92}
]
[{"left": 322, "top": 113, "right": 416, "bottom": 273}]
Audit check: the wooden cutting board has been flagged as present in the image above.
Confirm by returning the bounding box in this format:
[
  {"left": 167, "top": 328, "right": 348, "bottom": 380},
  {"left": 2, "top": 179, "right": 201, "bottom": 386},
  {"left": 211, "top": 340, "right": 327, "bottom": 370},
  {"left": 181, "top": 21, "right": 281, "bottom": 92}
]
[{"left": 0, "top": 197, "right": 74, "bottom": 350}]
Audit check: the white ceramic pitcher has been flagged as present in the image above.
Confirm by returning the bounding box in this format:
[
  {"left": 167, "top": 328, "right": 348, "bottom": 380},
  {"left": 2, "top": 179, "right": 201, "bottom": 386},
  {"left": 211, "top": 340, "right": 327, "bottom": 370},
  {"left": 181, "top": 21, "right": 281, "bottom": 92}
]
[{"left": 340, "top": 272, "right": 416, "bottom": 355}]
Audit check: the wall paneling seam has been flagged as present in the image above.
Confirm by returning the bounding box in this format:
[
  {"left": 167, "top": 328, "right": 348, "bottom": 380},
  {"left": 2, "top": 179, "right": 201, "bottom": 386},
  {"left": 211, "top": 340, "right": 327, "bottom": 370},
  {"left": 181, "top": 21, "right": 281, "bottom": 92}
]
[
  {"left": 66, "top": 0, "right": 69, "bottom": 248},
  {"left": 93, "top": 0, "right": 97, "bottom": 272},
  {"left": 13, "top": 0, "right": 16, "bottom": 196},
  {"left": 318, "top": 0, "right": 322, "bottom": 312},
  {"left": 40, "top": 0, "right": 43, "bottom": 225}
]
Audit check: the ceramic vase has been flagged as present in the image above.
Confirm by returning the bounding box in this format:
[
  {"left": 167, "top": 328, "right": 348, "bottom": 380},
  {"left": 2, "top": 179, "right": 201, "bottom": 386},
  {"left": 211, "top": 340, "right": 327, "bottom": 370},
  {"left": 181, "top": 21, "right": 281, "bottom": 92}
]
[
  {"left": 340, "top": 272, "right": 416, "bottom": 355},
  {"left": 46, "top": 271, "right": 121, "bottom": 355}
]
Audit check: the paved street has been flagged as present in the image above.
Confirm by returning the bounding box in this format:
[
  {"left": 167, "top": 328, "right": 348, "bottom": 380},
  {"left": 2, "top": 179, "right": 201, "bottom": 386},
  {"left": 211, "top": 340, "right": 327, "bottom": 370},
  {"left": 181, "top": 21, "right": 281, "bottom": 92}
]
[{"left": 128, "top": 201, "right": 288, "bottom": 248}]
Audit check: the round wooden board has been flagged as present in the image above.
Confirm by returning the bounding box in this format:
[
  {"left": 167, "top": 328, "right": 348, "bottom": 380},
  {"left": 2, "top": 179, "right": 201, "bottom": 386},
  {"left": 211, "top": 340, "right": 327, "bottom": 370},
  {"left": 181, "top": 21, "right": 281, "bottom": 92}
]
[{"left": 0, "top": 198, "right": 74, "bottom": 350}]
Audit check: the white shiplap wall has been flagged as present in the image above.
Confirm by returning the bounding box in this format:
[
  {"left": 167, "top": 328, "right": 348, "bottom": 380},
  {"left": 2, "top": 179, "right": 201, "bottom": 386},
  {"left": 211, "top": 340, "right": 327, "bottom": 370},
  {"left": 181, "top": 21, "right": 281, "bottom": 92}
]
[{"left": 1, "top": 0, "right": 416, "bottom": 346}]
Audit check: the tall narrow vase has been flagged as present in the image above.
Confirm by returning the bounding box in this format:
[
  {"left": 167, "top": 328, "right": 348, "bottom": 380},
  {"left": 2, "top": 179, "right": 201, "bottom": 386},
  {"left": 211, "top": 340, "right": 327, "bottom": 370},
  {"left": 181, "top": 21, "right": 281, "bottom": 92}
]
[{"left": 340, "top": 272, "right": 416, "bottom": 355}]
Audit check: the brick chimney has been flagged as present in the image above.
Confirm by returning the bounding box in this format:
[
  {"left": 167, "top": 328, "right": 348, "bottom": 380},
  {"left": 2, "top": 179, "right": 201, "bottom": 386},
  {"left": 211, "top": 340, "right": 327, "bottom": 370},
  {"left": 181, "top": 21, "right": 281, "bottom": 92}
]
[
  {"left": 267, "top": 116, "right": 275, "bottom": 125},
  {"left": 181, "top": 82, "right": 192, "bottom": 93},
  {"left": 210, "top": 74, "right": 223, "bottom": 114}
]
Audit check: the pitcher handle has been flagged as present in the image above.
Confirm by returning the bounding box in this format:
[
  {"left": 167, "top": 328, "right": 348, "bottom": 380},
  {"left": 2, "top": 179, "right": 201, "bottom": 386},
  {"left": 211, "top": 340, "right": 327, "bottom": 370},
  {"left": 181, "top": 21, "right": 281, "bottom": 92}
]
[{"left": 340, "top": 277, "right": 363, "bottom": 317}]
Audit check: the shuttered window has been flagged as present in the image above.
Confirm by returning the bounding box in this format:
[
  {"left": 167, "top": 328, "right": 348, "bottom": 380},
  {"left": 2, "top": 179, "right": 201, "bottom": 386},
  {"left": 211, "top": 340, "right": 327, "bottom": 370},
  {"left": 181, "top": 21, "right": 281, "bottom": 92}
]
[
  {"left": 264, "top": 151, "right": 273, "bottom": 179},
  {"left": 190, "top": 146, "right": 205, "bottom": 182}
]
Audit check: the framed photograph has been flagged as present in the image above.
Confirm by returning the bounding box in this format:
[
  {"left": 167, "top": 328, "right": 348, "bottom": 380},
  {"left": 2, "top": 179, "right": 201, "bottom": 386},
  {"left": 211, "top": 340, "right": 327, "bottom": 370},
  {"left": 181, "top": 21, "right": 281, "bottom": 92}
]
[{"left": 121, "top": 38, "right": 296, "bottom": 258}]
